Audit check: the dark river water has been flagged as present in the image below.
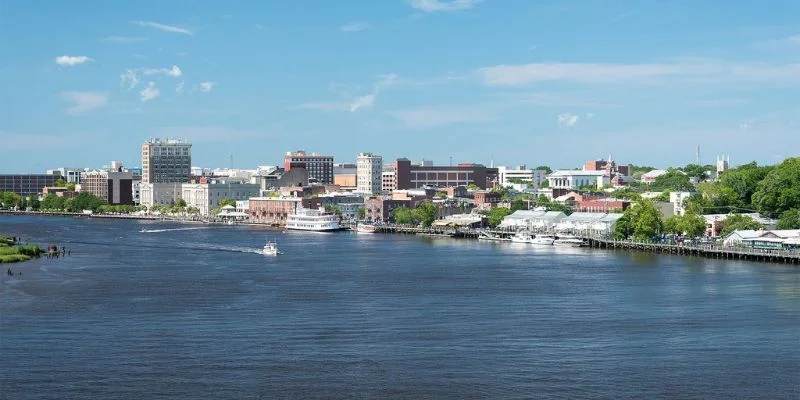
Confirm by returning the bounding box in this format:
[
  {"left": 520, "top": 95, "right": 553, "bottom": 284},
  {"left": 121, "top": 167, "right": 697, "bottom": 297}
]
[{"left": 1, "top": 215, "right": 798, "bottom": 399}]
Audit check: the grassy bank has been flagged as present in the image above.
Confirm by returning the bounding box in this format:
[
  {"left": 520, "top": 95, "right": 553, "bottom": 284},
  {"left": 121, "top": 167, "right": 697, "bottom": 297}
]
[{"left": 0, "top": 235, "right": 43, "bottom": 263}]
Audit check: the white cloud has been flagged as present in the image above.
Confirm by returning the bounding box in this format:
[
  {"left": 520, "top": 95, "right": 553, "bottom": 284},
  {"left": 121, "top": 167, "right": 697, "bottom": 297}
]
[
  {"left": 143, "top": 65, "right": 182, "bottom": 77},
  {"left": 176, "top": 81, "right": 185, "bottom": 94},
  {"left": 132, "top": 20, "right": 193, "bottom": 35},
  {"left": 477, "top": 60, "right": 800, "bottom": 86},
  {"left": 739, "top": 120, "right": 754, "bottom": 130},
  {"left": 340, "top": 22, "right": 368, "bottom": 32},
  {"left": 409, "top": 0, "right": 482, "bottom": 12},
  {"left": 102, "top": 36, "right": 148, "bottom": 43},
  {"left": 55, "top": 55, "right": 93, "bottom": 66},
  {"left": 199, "top": 81, "right": 215, "bottom": 92},
  {"left": 59, "top": 91, "right": 108, "bottom": 115},
  {"left": 120, "top": 69, "right": 140, "bottom": 91},
  {"left": 391, "top": 106, "right": 494, "bottom": 127},
  {"left": 557, "top": 113, "right": 579, "bottom": 128},
  {"left": 693, "top": 98, "right": 749, "bottom": 107},
  {"left": 349, "top": 94, "right": 375, "bottom": 112},
  {"left": 140, "top": 82, "right": 159, "bottom": 102},
  {"left": 586, "top": 112, "right": 594, "bottom": 119}
]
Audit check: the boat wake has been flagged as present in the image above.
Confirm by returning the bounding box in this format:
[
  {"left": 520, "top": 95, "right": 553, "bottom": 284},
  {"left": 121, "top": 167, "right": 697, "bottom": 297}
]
[
  {"left": 202, "top": 245, "right": 264, "bottom": 255},
  {"left": 139, "top": 227, "right": 209, "bottom": 233}
]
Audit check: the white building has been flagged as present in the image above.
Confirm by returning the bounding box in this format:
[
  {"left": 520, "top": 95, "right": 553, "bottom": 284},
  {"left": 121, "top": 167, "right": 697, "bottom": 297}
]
[
  {"left": 641, "top": 169, "right": 668, "bottom": 184},
  {"left": 381, "top": 170, "right": 395, "bottom": 194},
  {"left": 498, "top": 210, "right": 567, "bottom": 230},
  {"left": 546, "top": 170, "right": 609, "bottom": 191},
  {"left": 497, "top": 165, "right": 547, "bottom": 189},
  {"left": 181, "top": 180, "right": 260, "bottom": 216},
  {"left": 357, "top": 152, "right": 383, "bottom": 195},
  {"left": 46, "top": 167, "right": 85, "bottom": 184},
  {"left": 554, "top": 212, "right": 624, "bottom": 235},
  {"left": 139, "top": 183, "right": 183, "bottom": 209},
  {"left": 669, "top": 191, "right": 694, "bottom": 216}
]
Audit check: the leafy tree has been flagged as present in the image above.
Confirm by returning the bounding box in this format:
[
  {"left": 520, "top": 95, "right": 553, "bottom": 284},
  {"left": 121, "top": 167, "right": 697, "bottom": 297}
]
[
  {"left": 69, "top": 192, "right": 107, "bottom": 212},
  {"left": 720, "top": 214, "right": 764, "bottom": 237},
  {"left": 509, "top": 199, "right": 528, "bottom": 211},
  {"left": 629, "top": 165, "right": 656, "bottom": 180},
  {"left": 679, "top": 212, "right": 707, "bottom": 238},
  {"left": 623, "top": 199, "right": 664, "bottom": 240},
  {"left": 466, "top": 184, "right": 480, "bottom": 191},
  {"left": 40, "top": 194, "right": 65, "bottom": 210},
  {"left": 26, "top": 195, "right": 40, "bottom": 211},
  {"left": 324, "top": 204, "right": 343, "bottom": 216},
  {"left": 487, "top": 207, "right": 512, "bottom": 228},
  {"left": 53, "top": 178, "right": 67, "bottom": 187},
  {"left": 175, "top": 199, "right": 187, "bottom": 207},
  {"left": 218, "top": 198, "right": 237, "bottom": 207},
  {"left": 719, "top": 161, "right": 773, "bottom": 207},
  {"left": 0, "top": 192, "right": 22, "bottom": 208},
  {"left": 649, "top": 169, "right": 694, "bottom": 192},
  {"left": 535, "top": 165, "right": 553, "bottom": 175},
  {"left": 776, "top": 209, "right": 800, "bottom": 230},
  {"left": 696, "top": 181, "right": 739, "bottom": 213},
  {"left": 391, "top": 206, "right": 421, "bottom": 225},
  {"left": 681, "top": 163, "right": 712, "bottom": 179},
  {"left": 416, "top": 201, "right": 438, "bottom": 227},
  {"left": 185, "top": 206, "right": 199, "bottom": 215},
  {"left": 539, "top": 180, "right": 549, "bottom": 188},
  {"left": 611, "top": 188, "right": 642, "bottom": 201},
  {"left": 65, "top": 182, "right": 76, "bottom": 191},
  {"left": 357, "top": 207, "right": 366, "bottom": 220},
  {"left": 663, "top": 215, "right": 682, "bottom": 235},
  {"left": 751, "top": 157, "right": 800, "bottom": 215},
  {"left": 613, "top": 213, "right": 633, "bottom": 239}
]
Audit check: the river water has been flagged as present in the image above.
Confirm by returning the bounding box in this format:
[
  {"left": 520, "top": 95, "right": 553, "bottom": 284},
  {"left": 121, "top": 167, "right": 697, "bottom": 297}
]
[{"left": 1, "top": 215, "right": 798, "bottom": 399}]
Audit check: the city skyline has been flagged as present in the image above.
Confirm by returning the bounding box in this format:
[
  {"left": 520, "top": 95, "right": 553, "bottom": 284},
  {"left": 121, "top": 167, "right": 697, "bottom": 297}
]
[{"left": 2, "top": 0, "right": 799, "bottom": 172}]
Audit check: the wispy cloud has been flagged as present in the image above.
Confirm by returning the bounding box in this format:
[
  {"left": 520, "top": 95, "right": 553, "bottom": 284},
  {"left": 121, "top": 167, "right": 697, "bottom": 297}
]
[
  {"left": 140, "top": 82, "right": 159, "bottom": 102},
  {"left": 59, "top": 91, "right": 108, "bottom": 115},
  {"left": 132, "top": 20, "right": 193, "bottom": 36},
  {"left": 120, "top": 65, "right": 182, "bottom": 91},
  {"left": 340, "top": 22, "right": 368, "bottom": 32},
  {"left": 609, "top": 12, "right": 635, "bottom": 23},
  {"left": 739, "top": 119, "right": 754, "bottom": 130},
  {"left": 199, "top": 81, "right": 215, "bottom": 93},
  {"left": 102, "top": 36, "right": 148, "bottom": 43},
  {"left": 557, "top": 113, "right": 579, "bottom": 128},
  {"left": 693, "top": 98, "right": 750, "bottom": 107},
  {"left": 477, "top": 60, "right": 800, "bottom": 86},
  {"left": 176, "top": 81, "right": 185, "bottom": 94},
  {"left": 300, "top": 73, "right": 401, "bottom": 113},
  {"left": 55, "top": 55, "right": 93, "bottom": 66},
  {"left": 409, "top": 0, "right": 482, "bottom": 12},
  {"left": 143, "top": 65, "right": 182, "bottom": 77},
  {"left": 586, "top": 112, "right": 594, "bottom": 120},
  {"left": 390, "top": 106, "right": 494, "bottom": 128}
]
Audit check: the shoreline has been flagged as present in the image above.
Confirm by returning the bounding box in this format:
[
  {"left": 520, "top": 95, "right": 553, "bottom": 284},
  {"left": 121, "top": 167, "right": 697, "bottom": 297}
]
[{"left": 1, "top": 211, "right": 798, "bottom": 265}]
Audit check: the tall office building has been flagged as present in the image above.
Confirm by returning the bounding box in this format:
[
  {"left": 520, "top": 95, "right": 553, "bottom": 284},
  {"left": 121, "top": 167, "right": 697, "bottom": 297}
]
[
  {"left": 141, "top": 138, "right": 192, "bottom": 184},
  {"left": 284, "top": 150, "right": 334, "bottom": 184},
  {"left": 356, "top": 152, "right": 383, "bottom": 195},
  {"left": 80, "top": 161, "right": 135, "bottom": 205}
]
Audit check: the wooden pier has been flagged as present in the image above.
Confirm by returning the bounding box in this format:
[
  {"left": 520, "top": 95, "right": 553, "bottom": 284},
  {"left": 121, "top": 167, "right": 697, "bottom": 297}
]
[{"left": 586, "top": 237, "right": 800, "bottom": 264}]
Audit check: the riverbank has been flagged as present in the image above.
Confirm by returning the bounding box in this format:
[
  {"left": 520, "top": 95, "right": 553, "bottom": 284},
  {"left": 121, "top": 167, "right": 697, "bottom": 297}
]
[{"left": 0, "top": 235, "right": 43, "bottom": 264}]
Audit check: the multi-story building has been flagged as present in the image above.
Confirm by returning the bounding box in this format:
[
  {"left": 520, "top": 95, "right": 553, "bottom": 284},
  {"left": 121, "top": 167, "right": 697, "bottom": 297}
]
[
  {"left": 80, "top": 163, "right": 135, "bottom": 205},
  {"left": 46, "top": 167, "right": 85, "bottom": 184},
  {"left": 181, "top": 179, "right": 260, "bottom": 216},
  {"left": 364, "top": 197, "right": 412, "bottom": 222},
  {"left": 381, "top": 170, "right": 396, "bottom": 194},
  {"left": 356, "top": 152, "right": 383, "bottom": 195},
  {"left": 584, "top": 156, "right": 630, "bottom": 177},
  {"left": 247, "top": 197, "right": 303, "bottom": 225},
  {"left": 393, "top": 158, "right": 494, "bottom": 190},
  {"left": 141, "top": 138, "right": 192, "bottom": 184},
  {"left": 546, "top": 170, "right": 609, "bottom": 197},
  {"left": 140, "top": 138, "right": 192, "bottom": 209},
  {"left": 333, "top": 163, "right": 357, "bottom": 191},
  {"left": 497, "top": 165, "right": 547, "bottom": 188},
  {"left": 284, "top": 150, "right": 334, "bottom": 184},
  {"left": 0, "top": 175, "right": 60, "bottom": 197}
]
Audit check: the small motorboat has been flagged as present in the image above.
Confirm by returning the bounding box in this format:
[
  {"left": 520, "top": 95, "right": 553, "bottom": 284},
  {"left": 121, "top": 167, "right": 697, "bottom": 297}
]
[
  {"left": 263, "top": 240, "right": 279, "bottom": 256},
  {"left": 355, "top": 223, "right": 377, "bottom": 234}
]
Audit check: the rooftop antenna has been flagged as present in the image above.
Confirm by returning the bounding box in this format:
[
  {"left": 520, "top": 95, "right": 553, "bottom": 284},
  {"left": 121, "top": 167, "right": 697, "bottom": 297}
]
[{"left": 490, "top": 152, "right": 494, "bottom": 168}]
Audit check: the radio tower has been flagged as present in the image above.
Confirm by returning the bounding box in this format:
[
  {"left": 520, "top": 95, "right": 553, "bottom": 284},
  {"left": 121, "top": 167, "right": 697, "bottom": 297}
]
[{"left": 696, "top": 145, "right": 701, "bottom": 166}]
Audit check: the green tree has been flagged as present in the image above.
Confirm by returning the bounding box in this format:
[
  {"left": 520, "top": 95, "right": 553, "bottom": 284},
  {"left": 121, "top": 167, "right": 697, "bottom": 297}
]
[
  {"left": 391, "top": 206, "right": 421, "bottom": 225},
  {"left": 681, "top": 163, "right": 711, "bottom": 179},
  {"left": 175, "top": 198, "right": 187, "bottom": 207},
  {"left": 65, "top": 182, "right": 76, "bottom": 191},
  {"left": 751, "top": 157, "right": 800, "bottom": 215},
  {"left": 718, "top": 161, "right": 773, "bottom": 207},
  {"left": 624, "top": 199, "right": 664, "bottom": 240},
  {"left": 613, "top": 213, "right": 633, "bottom": 239},
  {"left": 487, "top": 207, "right": 513, "bottom": 228},
  {"left": 663, "top": 215, "right": 682, "bottom": 235},
  {"left": 416, "top": 201, "right": 439, "bottom": 227},
  {"left": 40, "top": 194, "right": 64, "bottom": 210},
  {"left": 466, "top": 184, "right": 480, "bottom": 191},
  {"left": 324, "top": 204, "right": 343, "bottom": 216},
  {"left": 776, "top": 208, "right": 800, "bottom": 230},
  {"left": 53, "top": 178, "right": 67, "bottom": 187},
  {"left": 357, "top": 207, "right": 366, "bottom": 220},
  {"left": 1, "top": 192, "right": 22, "bottom": 208},
  {"left": 612, "top": 188, "right": 642, "bottom": 201},
  {"left": 629, "top": 165, "right": 656, "bottom": 180},
  {"left": 535, "top": 165, "right": 553, "bottom": 175},
  {"left": 26, "top": 195, "right": 40, "bottom": 211},
  {"left": 509, "top": 199, "right": 528, "bottom": 211},
  {"left": 720, "top": 214, "right": 764, "bottom": 237},
  {"left": 696, "top": 181, "right": 739, "bottom": 213},
  {"left": 649, "top": 169, "right": 694, "bottom": 192},
  {"left": 679, "top": 212, "right": 707, "bottom": 238},
  {"left": 218, "top": 198, "right": 236, "bottom": 207}
]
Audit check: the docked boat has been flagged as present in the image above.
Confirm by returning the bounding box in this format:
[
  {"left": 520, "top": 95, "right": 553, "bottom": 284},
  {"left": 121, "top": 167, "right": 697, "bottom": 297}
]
[
  {"left": 511, "top": 230, "right": 535, "bottom": 244},
  {"left": 263, "top": 240, "right": 279, "bottom": 256},
  {"left": 285, "top": 207, "right": 341, "bottom": 232},
  {"left": 553, "top": 235, "right": 585, "bottom": 247},
  {"left": 531, "top": 234, "right": 556, "bottom": 245},
  {"left": 355, "top": 223, "right": 377, "bottom": 234}
]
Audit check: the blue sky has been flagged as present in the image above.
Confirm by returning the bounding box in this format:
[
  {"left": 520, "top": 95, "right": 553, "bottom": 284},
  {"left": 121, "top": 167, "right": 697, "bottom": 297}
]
[{"left": 1, "top": 0, "right": 799, "bottom": 173}]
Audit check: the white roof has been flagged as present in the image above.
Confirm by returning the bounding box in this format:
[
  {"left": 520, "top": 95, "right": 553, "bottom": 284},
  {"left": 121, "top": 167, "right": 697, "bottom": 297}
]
[
  {"left": 221, "top": 205, "right": 235, "bottom": 209},
  {"left": 548, "top": 170, "right": 606, "bottom": 177},
  {"left": 560, "top": 212, "right": 624, "bottom": 223},
  {"left": 724, "top": 230, "right": 763, "bottom": 240},
  {"left": 641, "top": 169, "right": 668, "bottom": 178}
]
